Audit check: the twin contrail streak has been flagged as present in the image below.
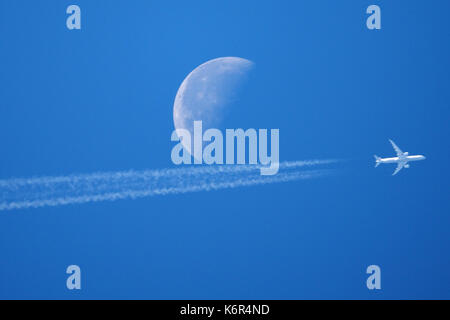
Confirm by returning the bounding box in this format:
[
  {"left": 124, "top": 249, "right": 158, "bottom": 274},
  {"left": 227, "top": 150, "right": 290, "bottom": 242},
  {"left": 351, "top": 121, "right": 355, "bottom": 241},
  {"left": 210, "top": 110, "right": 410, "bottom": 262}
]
[{"left": 0, "top": 160, "right": 339, "bottom": 211}]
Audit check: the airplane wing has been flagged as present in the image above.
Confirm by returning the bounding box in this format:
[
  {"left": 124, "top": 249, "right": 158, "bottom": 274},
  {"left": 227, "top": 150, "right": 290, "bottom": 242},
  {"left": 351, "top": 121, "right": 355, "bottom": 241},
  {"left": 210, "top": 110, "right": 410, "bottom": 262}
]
[
  {"left": 392, "top": 162, "right": 404, "bottom": 176},
  {"left": 389, "top": 139, "right": 403, "bottom": 157}
]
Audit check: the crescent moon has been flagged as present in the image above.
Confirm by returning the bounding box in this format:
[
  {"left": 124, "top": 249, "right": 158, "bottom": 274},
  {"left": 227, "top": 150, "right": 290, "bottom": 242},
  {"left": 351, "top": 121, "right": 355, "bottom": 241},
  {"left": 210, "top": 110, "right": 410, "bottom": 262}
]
[{"left": 173, "top": 57, "right": 254, "bottom": 156}]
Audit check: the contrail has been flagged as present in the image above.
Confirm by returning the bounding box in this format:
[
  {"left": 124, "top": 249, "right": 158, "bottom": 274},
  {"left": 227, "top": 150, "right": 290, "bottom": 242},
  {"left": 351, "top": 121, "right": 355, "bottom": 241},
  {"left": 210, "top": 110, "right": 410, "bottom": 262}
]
[{"left": 0, "top": 160, "right": 339, "bottom": 211}]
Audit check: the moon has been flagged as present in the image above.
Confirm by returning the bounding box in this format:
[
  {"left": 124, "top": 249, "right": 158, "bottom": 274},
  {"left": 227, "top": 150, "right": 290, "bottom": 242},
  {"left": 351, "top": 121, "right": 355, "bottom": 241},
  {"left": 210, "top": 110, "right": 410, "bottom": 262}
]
[{"left": 173, "top": 57, "right": 254, "bottom": 156}]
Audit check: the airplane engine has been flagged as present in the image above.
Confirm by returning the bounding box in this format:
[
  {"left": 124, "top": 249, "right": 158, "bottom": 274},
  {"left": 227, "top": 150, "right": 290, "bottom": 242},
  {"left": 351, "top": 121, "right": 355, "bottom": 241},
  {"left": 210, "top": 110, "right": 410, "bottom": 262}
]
[
  {"left": 404, "top": 152, "right": 409, "bottom": 156},
  {"left": 404, "top": 164, "right": 410, "bottom": 168}
]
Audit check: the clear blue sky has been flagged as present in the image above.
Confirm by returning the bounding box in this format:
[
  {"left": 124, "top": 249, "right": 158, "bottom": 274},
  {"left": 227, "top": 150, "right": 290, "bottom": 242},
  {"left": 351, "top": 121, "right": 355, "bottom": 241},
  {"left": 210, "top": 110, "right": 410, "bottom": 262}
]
[{"left": 0, "top": 0, "right": 449, "bottom": 299}]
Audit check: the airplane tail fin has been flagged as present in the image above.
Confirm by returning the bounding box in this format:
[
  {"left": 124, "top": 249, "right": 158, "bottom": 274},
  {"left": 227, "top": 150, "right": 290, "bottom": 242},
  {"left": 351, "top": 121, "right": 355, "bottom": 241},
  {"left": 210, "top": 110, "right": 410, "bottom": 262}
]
[{"left": 374, "top": 155, "right": 381, "bottom": 168}]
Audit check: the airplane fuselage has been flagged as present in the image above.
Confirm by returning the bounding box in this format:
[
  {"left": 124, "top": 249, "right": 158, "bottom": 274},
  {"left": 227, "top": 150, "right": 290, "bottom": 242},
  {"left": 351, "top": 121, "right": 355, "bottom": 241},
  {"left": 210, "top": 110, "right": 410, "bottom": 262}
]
[{"left": 378, "top": 155, "right": 426, "bottom": 164}]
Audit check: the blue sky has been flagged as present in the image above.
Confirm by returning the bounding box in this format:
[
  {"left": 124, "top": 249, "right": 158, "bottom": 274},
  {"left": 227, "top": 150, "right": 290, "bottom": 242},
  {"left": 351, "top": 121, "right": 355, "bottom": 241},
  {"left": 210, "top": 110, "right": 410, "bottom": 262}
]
[{"left": 0, "top": 0, "right": 449, "bottom": 299}]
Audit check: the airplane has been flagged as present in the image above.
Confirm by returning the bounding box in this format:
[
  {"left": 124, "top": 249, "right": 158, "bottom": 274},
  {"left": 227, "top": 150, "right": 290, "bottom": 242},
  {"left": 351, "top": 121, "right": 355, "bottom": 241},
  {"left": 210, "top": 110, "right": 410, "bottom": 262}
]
[{"left": 374, "top": 139, "right": 426, "bottom": 175}]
